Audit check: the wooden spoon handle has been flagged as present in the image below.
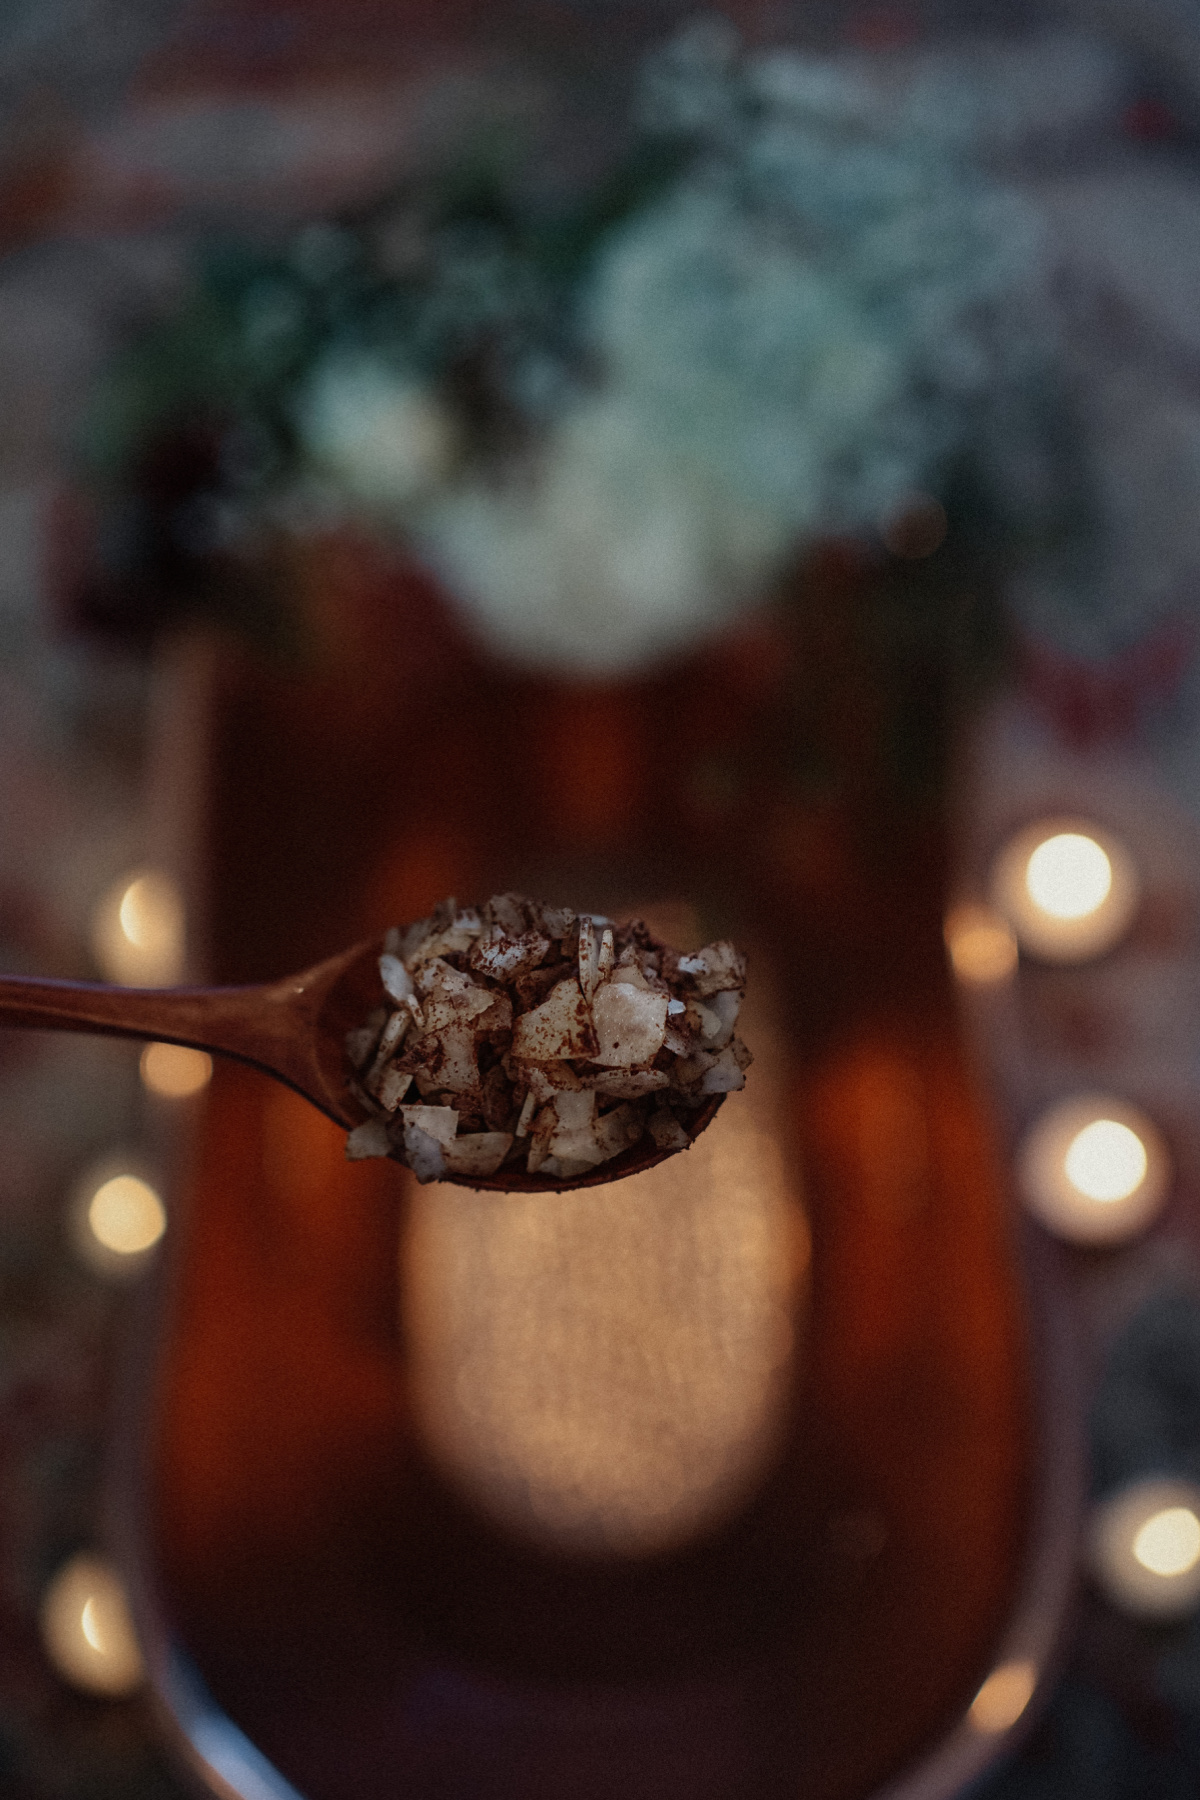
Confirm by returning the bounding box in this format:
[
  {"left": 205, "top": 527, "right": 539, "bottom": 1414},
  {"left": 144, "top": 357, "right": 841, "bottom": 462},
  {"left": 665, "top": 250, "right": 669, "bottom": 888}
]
[
  {"left": 0, "top": 952, "right": 364, "bottom": 1127},
  {"left": 0, "top": 972, "right": 265, "bottom": 1059}
]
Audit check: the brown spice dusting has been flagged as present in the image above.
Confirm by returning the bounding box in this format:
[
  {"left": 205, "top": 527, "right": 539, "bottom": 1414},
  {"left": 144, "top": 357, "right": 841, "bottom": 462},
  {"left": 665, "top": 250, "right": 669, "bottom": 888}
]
[{"left": 344, "top": 894, "right": 751, "bottom": 1185}]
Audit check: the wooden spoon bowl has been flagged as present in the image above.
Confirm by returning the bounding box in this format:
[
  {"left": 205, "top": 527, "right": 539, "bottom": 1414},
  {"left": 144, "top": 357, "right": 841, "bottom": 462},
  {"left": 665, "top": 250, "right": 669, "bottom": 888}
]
[{"left": 0, "top": 940, "right": 725, "bottom": 1192}]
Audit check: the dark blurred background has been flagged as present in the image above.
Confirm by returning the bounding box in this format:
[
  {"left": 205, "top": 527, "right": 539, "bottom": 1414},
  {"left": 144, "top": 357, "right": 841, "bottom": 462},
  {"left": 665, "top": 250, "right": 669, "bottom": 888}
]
[{"left": 5, "top": 3, "right": 1200, "bottom": 1796}]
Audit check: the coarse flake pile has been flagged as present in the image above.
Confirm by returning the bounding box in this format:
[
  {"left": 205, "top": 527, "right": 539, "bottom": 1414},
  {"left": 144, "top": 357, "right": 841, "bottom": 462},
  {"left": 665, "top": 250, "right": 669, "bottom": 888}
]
[{"left": 344, "top": 894, "right": 751, "bottom": 1184}]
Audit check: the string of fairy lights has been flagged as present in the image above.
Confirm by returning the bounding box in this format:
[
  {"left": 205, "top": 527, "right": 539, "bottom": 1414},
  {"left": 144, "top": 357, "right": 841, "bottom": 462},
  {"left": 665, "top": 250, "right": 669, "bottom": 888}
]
[
  {"left": 36, "top": 866, "right": 204, "bottom": 1702},
  {"left": 36, "top": 832, "right": 1200, "bottom": 1717},
  {"left": 947, "top": 821, "right": 1200, "bottom": 1634}
]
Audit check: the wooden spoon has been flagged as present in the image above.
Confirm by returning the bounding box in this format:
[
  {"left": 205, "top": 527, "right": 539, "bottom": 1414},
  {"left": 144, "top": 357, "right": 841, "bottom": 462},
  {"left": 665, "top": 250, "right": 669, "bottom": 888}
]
[{"left": 0, "top": 942, "right": 723, "bottom": 1192}]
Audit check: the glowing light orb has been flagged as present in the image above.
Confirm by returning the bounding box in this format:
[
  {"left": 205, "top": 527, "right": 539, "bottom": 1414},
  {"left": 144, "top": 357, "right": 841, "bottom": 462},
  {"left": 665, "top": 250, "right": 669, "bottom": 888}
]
[
  {"left": 87, "top": 1174, "right": 166, "bottom": 1257},
  {"left": 1025, "top": 833, "right": 1112, "bottom": 919},
  {"left": 91, "top": 868, "right": 185, "bottom": 986},
  {"left": 1134, "top": 1506, "right": 1200, "bottom": 1579},
  {"left": 1090, "top": 1479, "right": 1200, "bottom": 1620},
  {"left": 968, "top": 1659, "right": 1038, "bottom": 1735},
  {"left": 140, "top": 1041, "right": 212, "bottom": 1098},
  {"left": 989, "top": 819, "right": 1138, "bottom": 963},
  {"left": 1017, "top": 1095, "right": 1168, "bottom": 1245},
  {"left": 1063, "top": 1119, "right": 1147, "bottom": 1204},
  {"left": 943, "top": 902, "right": 1018, "bottom": 986},
  {"left": 70, "top": 1156, "right": 167, "bottom": 1278},
  {"left": 39, "top": 1554, "right": 144, "bottom": 1696}
]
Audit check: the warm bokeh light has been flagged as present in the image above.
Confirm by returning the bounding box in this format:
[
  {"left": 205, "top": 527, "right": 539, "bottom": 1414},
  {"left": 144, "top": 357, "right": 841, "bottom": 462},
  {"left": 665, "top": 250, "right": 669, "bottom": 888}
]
[
  {"left": 943, "top": 902, "right": 1019, "bottom": 985},
  {"left": 1063, "top": 1119, "right": 1148, "bottom": 1204},
  {"left": 87, "top": 1174, "right": 166, "bottom": 1257},
  {"left": 404, "top": 999, "right": 807, "bottom": 1555},
  {"left": 989, "top": 818, "right": 1139, "bottom": 963},
  {"left": 140, "top": 1041, "right": 212, "bottom": 1099},
  {"left": 968, "top": 1659, "right": 1037, "bottom": 1734},
  {"left": 1090, "top": 1479, "right": 1200, "bottom": 1620},
  {"left": 1134, "top": 1506, "right": 1200, "bottom": 1579},
  {"left": 70, "top": 1156, "right": 167, "bottom": 1277},
  {"left": 1025, "top": 832, "right": 1112, "bottom": 920},
  {"left": 90, "top": 867, "right": 185, "bottom": 986},
  {"left": 39, "top": 1554, "right": 145, "bottom": 1697},
  {"left": 1017, "top": 1095, "right": 1168, "bottom": 1245}
]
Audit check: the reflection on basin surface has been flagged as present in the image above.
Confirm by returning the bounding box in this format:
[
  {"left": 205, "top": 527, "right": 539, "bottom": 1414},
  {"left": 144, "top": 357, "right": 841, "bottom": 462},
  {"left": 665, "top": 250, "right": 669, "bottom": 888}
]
[{"left": 406, "top": 1004, "right": 807, "bottom": 1557}]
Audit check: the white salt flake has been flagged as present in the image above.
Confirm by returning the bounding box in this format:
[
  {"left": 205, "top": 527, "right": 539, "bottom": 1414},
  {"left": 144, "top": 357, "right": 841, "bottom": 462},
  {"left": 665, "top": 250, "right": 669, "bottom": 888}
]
[
  {"left": 418, "top": 958, "right": 496, "bottom": 1020},
  {"left": 442, "top": 1132, "right": 514, "bottom": 1178},
  {"left": 612, "top": 954, "right": 652, "bottom": 990},
  {"left": 405, "top": 1125, "right": 448, "bottom": 1183},
  {"left": 675, "top": 941, "right": 746, "bottom": 996},
  {"left": 525, "top": 1105, "right": 557, "bottom": 1173},
  {"left": 578, "top": 915, "right": 600, "bottom": 1001},
  {"left": 379, "top": 953, "right": 414, "bottom": 1003},
  {"left": 512, "top": 978, "right": 598, "bottom": 1061},
  {"left": 648, "top": 1110, "right": 690, "bottom": 1151},
  {"left": 552, "top": 1090, "right": 596, "bottom": 1131},
  {"left": 366, "top": 1008, "right": 411, "bottom": 1087},
  {"left": 474, "top": 991, "right": 513, "bottom": 1033},
  {"left": 694, "top": 1001, "right": 723, "bottom": 1042},
  {"left": 405, "top": 911, "right": 482, "bottom": 968},
  {"left": 345, "top": 1118, "right": 392, "bottom": 1161},
  {"left": 592, "top": 982, "right": 669, "bottom": 1066},
  {"left": 672, "top": 1050, "right": 715, "bottom": 1090},
  {"left": 540, "top": 1154, "right": 597, "bottom": 1179},
  {"left": 548, "top": 1089, "right": 606, "bottom": 1167},
  {"left": 528, "top": 1062, "right": 584, "bottom": 1102},
  {"left": 533, "top": 903, "right": 576, "bottom": 939},
  {"left": 399, "top": 1104, "right": 459, "bottom": 1145},
  {"left": 422, "top": 1019, "right": 480, "bottom": 1093},
  {"left": 593, "top": 1103, "right": 645, "bottom": 1160},
  {"left": 400, "top": 1104, "right": 458, "bottom": 1182},
  {"left": 487, "top": 894, "right": 530, "bottom": 936},
  {"left": 470, "top": 928, "right": 551, "bottom": 980},
  {"left": 377, "top": 1066, "right": 414, "bottom": 1112},
  {"left": 587, "top": 1068, "right": 670, "bottom": 1098},
  {"left": 701, "top": 988, "right": 741, "bottom": 1047},
  {"left": 699, "top": 1046, "right": 747, "bottom": 1093}
]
